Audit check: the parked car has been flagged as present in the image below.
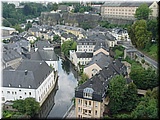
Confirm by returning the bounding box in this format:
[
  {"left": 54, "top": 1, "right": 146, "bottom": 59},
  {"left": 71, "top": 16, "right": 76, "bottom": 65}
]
[{"left": 140, "top": 54, "right": 144, "bottom": 57}]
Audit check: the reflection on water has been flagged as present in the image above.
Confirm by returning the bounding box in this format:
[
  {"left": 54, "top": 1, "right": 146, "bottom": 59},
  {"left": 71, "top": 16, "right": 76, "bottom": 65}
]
[
  {"left": 46, "top": 48, "right": 78, "bottom": 118},
  {"left": 37, "top": 81, "right": 58, "bottom": 118}
]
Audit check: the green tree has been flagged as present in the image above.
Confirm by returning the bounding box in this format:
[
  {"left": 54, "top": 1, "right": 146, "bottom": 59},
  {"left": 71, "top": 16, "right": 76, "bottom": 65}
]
[
  {"left": 25, "top": 97, "right": 40, "bottom": 117},
  {"left": 78, "top": 73, "right": 89, "bottom": 85},
  {"left": 61, "top": 39, "right": 77, "bottom": 57},
  {"left": 128, "top": 20, "right": 152, "bottom": 49},
  {"left": 53, "top": 35, "right": 61, "bottom": 43},
  {"left": 123, "top": 82, "right": 138, "bottom": 111},
  {"left": 13, "top": 100, "right": 26, "bottom": 113},
  {"left": 108, "top": 75, "right": 127, "bottom": 114},
  {"left": 135, "top": 3, "right": 152, "bottom": 20},
  {"left": 52, "top": 3, "right": 58, "bottom": 11},
  {"left": 13, "top": 24, "right": 24, "bottom": 33},
  {"left": 2, "top": 19, "right": 11, "bottom": 27},
  {"left": 131, "top": 97, "right": 158, "bottom": 119},
  {"left": 25, "top": 23, "right": 32, "bottom": 31},
  {"left": 147, "top": 19, "right": 158, "bottom": 40}
]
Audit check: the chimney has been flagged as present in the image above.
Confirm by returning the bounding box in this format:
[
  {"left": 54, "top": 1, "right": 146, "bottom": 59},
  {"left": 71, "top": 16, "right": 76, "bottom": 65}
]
[{"left": 25, "top": 70, "right": 28, "bottom": 75}]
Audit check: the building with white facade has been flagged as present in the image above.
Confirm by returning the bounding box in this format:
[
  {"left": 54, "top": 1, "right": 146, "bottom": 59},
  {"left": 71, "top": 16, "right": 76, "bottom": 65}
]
[
  {"left": 2, "top": 60, "right": 57, "bottom": 106},
  {"left": 101, "top": 1, "right": 159, "bottom": 20}
]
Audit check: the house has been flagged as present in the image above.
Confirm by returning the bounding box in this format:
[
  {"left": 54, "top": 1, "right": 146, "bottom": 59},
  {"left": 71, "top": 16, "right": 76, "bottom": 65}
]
[
  {"left": 76, "top": 38, "right": 96, "bottom": 53},
  {"left": 3, "top": 39, "right": 31, "bottom": 55},
  {"left": 101, "top": 1, "right": 159, "bottom": 20},
  {"left": 55, "top": 25, "right": 85, "bottom": 37},
  {"left": 105, "top": 32, "right": 117, "bottom": 47},
  {"left": 60, "top": 32, "right": 77, "bottom": 45},
  {"left": 2, "top": 60, "right": 57, "bottom": 106},
  {"left": 69, "top": 38, "right": 96, "bottom": 67},
  {"left": 84, "top": 52, "right": 112, "bottom": 78},
  {"left": 93, "top": 40, "right": 109, "bottom": 56},
  {"left": 75, "top": 59, "right": 129, "bottom": 118},
  {"left": 2, "top": 27, "right": 17, "bottom": 37},
  {"left": 2, "top": 49, "right": 22, "bottom": 69},
  {"left": 29, "top": 49, "right": 59, "bottom": 71},
  {"left": 69, "top": 50, "right": 93, "bottom": 67},
  {"left": 34, "top": 40, "right": 54, "bottom": 51},
  {"left": 109, "top": 28, "right": 129, "bottom": 41}
]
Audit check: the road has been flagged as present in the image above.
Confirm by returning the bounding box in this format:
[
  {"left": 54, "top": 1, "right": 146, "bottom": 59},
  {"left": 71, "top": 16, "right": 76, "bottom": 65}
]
[{"left": 118, "top": 41, "right": 158, "bottom": 69}]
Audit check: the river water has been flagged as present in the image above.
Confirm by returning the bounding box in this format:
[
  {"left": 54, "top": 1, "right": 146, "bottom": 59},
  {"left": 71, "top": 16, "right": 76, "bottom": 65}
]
[{"left": 46, "top": 48, "right": 78, "bottom": 118}]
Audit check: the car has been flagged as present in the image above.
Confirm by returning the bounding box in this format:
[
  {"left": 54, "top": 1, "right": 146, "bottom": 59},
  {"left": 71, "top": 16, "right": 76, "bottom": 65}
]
[{"left": 140, "top": 54, "right": 144, "bottom": 57}]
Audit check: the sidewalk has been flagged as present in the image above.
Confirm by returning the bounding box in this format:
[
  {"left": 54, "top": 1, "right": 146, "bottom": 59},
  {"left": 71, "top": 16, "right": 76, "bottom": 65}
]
[{"left": 65, "top": 105, "right": 76, "bottom": 118}]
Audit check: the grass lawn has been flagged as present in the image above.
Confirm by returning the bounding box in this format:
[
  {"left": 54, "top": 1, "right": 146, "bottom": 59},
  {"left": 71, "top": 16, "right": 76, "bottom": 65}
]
[{"left": 143, "top": 44, "right": 158, "bottom": 61}]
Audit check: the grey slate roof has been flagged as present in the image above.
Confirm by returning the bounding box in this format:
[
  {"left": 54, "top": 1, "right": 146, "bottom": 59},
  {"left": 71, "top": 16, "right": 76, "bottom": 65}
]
[
  {"left": 61, "top": 32, "right": 77, "bottom": 40},
  {"left": 94, "top": 40, "right": 109, "bottom": 52},
  {"left": 76, "top": 52, "right": 93, "bottom": 58},
  {"left": 55, "top": 25, "right": 85, "bottom": 33},
  {"left": 85, "top": 52, "right": 112, "bottom": 69},
  {"left": 75, "top": 58, "right": 129, "bottom": 101},
  {"left": 3, "top": 49, "right": 22, "bottom": 62},
  {"left": 102, "top": 1, "right": 153, "bottom": 7},
  {"left": 30, "top": 49, "right": 58, "bottom": 61},
  {"left": 77, "top": 38, "right": 96, "bottom": 45},
  {"left": 35, "top": 40, "right": 53, "bottom": 49},
  {"left": 2, "top": 60, "right": 53, "bottom": 89}
]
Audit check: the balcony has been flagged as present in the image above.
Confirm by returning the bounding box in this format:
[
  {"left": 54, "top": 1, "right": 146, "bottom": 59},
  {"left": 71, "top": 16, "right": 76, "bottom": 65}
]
[{"left": 82, "top": 105, "right": 92, "bottom": 110}]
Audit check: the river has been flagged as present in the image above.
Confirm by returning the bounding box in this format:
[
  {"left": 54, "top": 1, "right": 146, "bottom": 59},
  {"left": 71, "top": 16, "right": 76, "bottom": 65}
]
[{"left": 45, "top": 48, "right": 78, "bottom": 118}]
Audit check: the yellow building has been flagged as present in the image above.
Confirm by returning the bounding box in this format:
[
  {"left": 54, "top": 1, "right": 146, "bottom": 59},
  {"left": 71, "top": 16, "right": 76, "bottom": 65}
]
[{"left": 101, "top": 1, "right": 158, "bottom": 20}]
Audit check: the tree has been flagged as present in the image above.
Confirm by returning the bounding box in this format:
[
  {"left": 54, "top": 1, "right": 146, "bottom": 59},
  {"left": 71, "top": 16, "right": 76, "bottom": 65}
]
[
  {"left": 78, "top": 73, "right": 89, "bottom": 85},
  {"left": 25, "top": 97, "right": 40, "bottom": 117},
  {"left": 13, "top": 24, "right": 24, "bottom": 33},
  {"left": 128, "top": 20, "right": 152, "bottom": 49},
  {"left": 25, "top": 23, "right": 32, "bottom": 31},
  {"left": 52, "top": 3, "right": 58, "bottom": 11},
  {"left": 135, "top": 3, "right": 152, "bottom": 20},
  {"left": 131, "top": 97, "right": 158, "bottom": 119},
  {"left": 130, "top": 62, "right": 158, "bottom": 90},
  {"left": 2, "top": 19, "right": 11, "bottom": 27},
  {"left": 108, "top": 75, "right": 127, "bottom": 114},
  {"left": 147, "top": 19, "right": 158, "bottom": 40},
  {"left": 123, "top": 82, "right": 138, "bottom": 111},
  {"left": 53, "top": 35, "right": 61, "bottom": 43},
  {"left": 12, "top": 97, "right": 40, "bottom": 117},
  {"left": 61, "top": 39, "right": 77, "bottom": 57}
]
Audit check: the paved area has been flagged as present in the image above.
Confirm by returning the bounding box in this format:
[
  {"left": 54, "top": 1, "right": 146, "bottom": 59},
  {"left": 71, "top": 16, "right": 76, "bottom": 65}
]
[{"left": 66, "top": 106, "right": 76, "bottom": 118}]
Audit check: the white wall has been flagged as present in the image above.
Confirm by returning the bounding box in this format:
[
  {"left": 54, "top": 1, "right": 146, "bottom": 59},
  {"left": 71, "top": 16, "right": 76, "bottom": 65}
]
[
  {"left": 2, "top": 71, "right": 56, "bottom": 106},
  {"left": 46, "top": 61, "right": 58, "bottom": 71},
  {"left": 1, "top": 87, "right": 36, "bottom": 103}
]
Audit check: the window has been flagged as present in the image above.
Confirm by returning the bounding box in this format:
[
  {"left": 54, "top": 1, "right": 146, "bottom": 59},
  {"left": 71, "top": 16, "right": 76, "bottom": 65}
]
[
  {"left": 89, "top": 101, "right": 91, "bottom": 106},
  {"left": 29, "top": 92, "right": 31, "bottom": 95},
  {"left": 95, "top": 110, "right": 97, "bottom": 115},
  {"left": 12, "top": 92, "right": 14, "bottom": 94},
  {"left": 78, "top": 99, "right": 81, "bottom": 105},
  {"left": 20, "top": 96, "right": 22, "bottom": 98},
  {"left": 7, "top": 91, "right": 10, "bottom": 94},
  {"left": 15, "top": 92, "right": 17, "bottom": 94},
  {"left": 19, "top": 90, "right": 21, "bottom": 91},
  {"left": 25, "top": 92, "right": 26, "bottom": 95},
  {"left": 78, "top": 107, "right": 81, "bottom": 112},
  {"left": 95, "top": 102, "right": 98, "bottom": 107},
  {"left": 2, "top": 97, "right": 5, "bottom": 101}
]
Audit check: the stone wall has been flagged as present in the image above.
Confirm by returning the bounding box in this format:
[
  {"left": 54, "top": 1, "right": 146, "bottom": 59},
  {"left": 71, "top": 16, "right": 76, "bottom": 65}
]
[{"left": 39, "top": 12, "right": 102, "bottom": 27}]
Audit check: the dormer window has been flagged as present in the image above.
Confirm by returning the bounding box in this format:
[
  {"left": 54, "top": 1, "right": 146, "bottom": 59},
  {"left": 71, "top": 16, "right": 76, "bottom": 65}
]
[
  {"left": 19, "top": 84, "right": 21, "bottom": 87},
  {"left": 83, "top": 87, "right": 94, "bottom": 99},
  {"left": 29, "top": 85, "right": 31, "bottom": 88},
  {"left": 9, "top": 84, "right": 11, "bottom": 87}
]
